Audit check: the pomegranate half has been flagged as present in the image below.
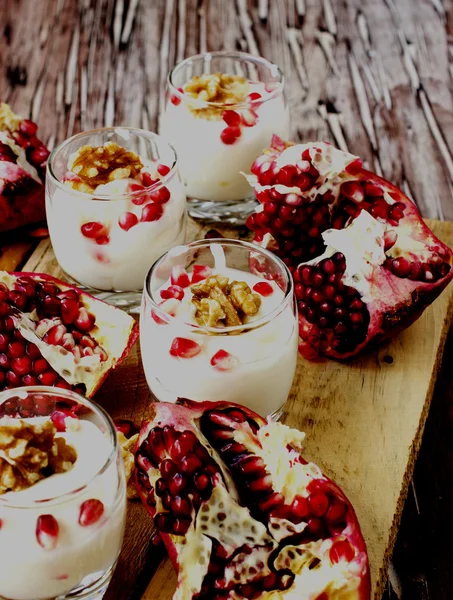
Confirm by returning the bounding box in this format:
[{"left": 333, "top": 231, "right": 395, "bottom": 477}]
[
  {"left": 245, "top": 138, "right": 453, "bottom": 359},
  {"left": 0, "top": 271, "right": 138, "bottom": 395},
  {"left": 0, "top": 102, "right": 49, "bottom": 233},
  {"left": 135, "top": 399, "right": 370, "bottom": 599}
]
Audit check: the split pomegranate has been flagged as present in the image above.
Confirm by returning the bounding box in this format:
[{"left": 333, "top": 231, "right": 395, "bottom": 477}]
[
  {"left": 135, "top": 399, "right": 370, "bottom": 599},
  {"left": 0, "top": 102, "right": 49, "bottom": 233},
  {"left": 246, "top": 138, "right": 453, "bottom": 359},
  {"left": 0, "top": 271, "right": 138, "bottom": 396}
]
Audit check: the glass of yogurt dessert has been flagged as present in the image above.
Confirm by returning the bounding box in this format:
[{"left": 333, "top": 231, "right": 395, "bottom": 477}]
[
  {"left": 0, "top": 386, "right": 126, "bottom": 600},
  {"left": 140, "top": 239, "right": 298, "bottom": 418},
  {"left": 46, "top": 128, "right": 187, "bottom": 311},
  {"left": 160, "top": 51, "right": 289, "bottom": 224}
]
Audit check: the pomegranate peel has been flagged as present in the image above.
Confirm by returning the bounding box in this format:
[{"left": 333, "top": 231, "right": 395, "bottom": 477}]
[
  {"left": 135, "top": 399, "right": 370, "bottom": 599},
  {"left": 245, "top": 138, "right": 453, "bottom": 359},
  {"left": 0, "top": 271, "right": 138, "bottom": 396},
  {"left": 0, "top": 102, "right": 48, "bottom": 233}
]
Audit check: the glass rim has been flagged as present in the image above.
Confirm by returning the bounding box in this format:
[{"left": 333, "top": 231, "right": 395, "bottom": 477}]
[
  {"left": 144, "top": 238, "right": 294, "bottom": 334},
  {"left": 47, "top": 127, "right": 179, "bottom": 201},
  {"left": 167, "top": 50, "right": 285, "bottom": 109},
  {"left": 0, "top": 386, "right": 119, "bottom": 509}
]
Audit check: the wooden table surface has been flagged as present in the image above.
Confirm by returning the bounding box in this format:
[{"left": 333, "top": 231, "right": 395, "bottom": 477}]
[{"left": 2, "top": 1, "right": 453, "bottom": 599}]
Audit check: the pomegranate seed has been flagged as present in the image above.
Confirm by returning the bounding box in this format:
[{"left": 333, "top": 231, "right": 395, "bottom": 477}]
[
  {"left": 141, "top": 203, "right": 163, "bottom": 222},
  {"left": 171, "top": 496, "right": 192, "bottom": 516},
  {"left": 170, "top": 87, "right": 183, "bottom": 105},
  {"left": 79, "top": 499, "right": 104, "bottom": 526},
  {"left": 20, "top": 119, "right": 38, "bottom": 137},
  {"left": 252, "top": 281, "right": 274, "bottom": 297},
  {"left": 194, "top": 473, "right": 211, "bottom": 491},
  {"left": 50, "top": 410, "right": 72, "bottom": 432},
  {"left": 74, "top": 308, "right": 95, "bottom": 332},
  {"left": 81, "top": 222, "right": 106, "bottom": 238},
  {"left": 173, "top": 518, "right": 190, "bottom": 535},
  {"left": 170, "top": 338, "right": 202, "bottom": 359},
  {"left": 248, "top": 92, "right": 262, "bottom": 102},
  {"left": 33, "top": 358, "right": 48, "bottom": 375},
  {"left": 8, "top": 341, "right": 25, "bottom": 358},
  {"left": 389, "top": 257, "right": 411, "bottom": 278},
  {"left": 180, "top": 453, "right": 203, "bottom": 474},
  {"left": 308, "top": 492, "right": 329, "bottom": 517},
  {"left": 326, "top": 500, "right": 347, "bottom": 523},
  {"left": 222, "top": 110, "right": 241, "bottom": 126},
  {"left": 276, "top": 165, "right": 298, "bottom": 186},
  {"left": 170, "top": 265, "right": 191, "bottom": 288},
  {"left": 11, "top": 356, "right": 32, "bottom": 376},
  {"left": 38, "top": 370, "right": 58, "bottom": 386},
  {"left": 60, "top": 297, "right": 79, "bottom": 325},
  {"left": 157, "top": 164, "right": 171, "bottom": 176},
  {"left": 118, "top": 212, "right": 139, "bottom": 231},
  {"left": 28, "top": 145, "right": 50, "bottom": 165},
  {"left": 160, "top": 459, "right": 178, "bottom": 479},
  {"left": 291, "top": 495, "right": 309, "bottom": 519},
  {"left": 191, "top": 265, "right": 212, "bottom": 284},
  {"left": 6, "top": 371, "right": 21, "bottom": 387},
  {"left": 95, "top": 235, "right": 110, "bottom": 245},
  {"left": 160, "top": 285, "right": 185, "bottom": 301},
  {"left": 22, "top": 374, "right": 38, "bottom": 385},
  {"left": 341, "top": 181, "right": 365, "bottom": 203},
  {"left": 44, "top": 324, "right": 66, "bottom": 346},
  {"left": 150, "top": 186, "right": 171, "bottom": 204},
  {"left": 329, "top": 539, "right": 355, "bottom": 563},
  {"left": 169, "top": 473, "right": 188, "bottom": 495},
  {"left": 36, "top": 515, "right": 59, "bottom": 550},
  {"left": 220, "top": 126, "right": 241, "bottom": 144},
  {"left": 210, "top": 349, "right": 239, "bottom": 371},
  {"left": 170, "top": 431, "right": 197, "bottom": 462}
]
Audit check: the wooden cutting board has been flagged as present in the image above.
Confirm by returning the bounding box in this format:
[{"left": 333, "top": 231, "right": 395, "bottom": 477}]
[{"left": 2, "top": 218, "right": 453, "bottom": 600}]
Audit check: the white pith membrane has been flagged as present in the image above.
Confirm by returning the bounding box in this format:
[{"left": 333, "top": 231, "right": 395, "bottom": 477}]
[
  {"left": 138, "top": 405, "right": 368, "bottom": 599},
  {"left": 0, "top": 271, "right": 137, "bottom": 395}
]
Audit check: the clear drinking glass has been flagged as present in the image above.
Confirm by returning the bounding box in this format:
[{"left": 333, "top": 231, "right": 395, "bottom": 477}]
[
  {"left": 0, "top": 387, "right": 126, "bottom": 600},
  {"left": 46, "top": 128, "right": 187, "bottom": 312},
  {"left": 160, "top": 51, "right": 289, "bottom": 225},
  {"left": 140, "top": 239, "right": 298, "bottom": 418}
]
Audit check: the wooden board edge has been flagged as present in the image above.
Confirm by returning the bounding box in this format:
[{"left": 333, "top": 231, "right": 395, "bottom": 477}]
[{"left": 374, "top": 291, "right": 453, "bottom": 599}]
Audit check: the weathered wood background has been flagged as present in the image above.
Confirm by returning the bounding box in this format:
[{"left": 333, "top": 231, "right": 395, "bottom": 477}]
[{"left": 1, "top": 0, "right": 453, "bottom": 598}]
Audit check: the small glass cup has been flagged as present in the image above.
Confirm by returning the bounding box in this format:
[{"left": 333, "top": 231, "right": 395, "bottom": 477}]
[
  {"left": 140, "top": 239, "right": 298, "bottom": 418},
  {"left": 0, "top": 386, "right": 126, "bottom": 600},
  {"left": 160, "top": 51, "right": 289, "bottom": 225},
  {"left": 46, "top": 127, "right": 187, "bottom": 312}
]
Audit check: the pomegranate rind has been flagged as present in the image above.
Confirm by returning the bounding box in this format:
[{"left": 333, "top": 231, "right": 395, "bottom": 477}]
[
  {"left": 246, "top": 141, "right": 453, "bottom": 360},
  {"left": 135, "top": 399, "right": 371, "bottom": 599},
  {"left": 3, "top": 271, "right": 138, "bottom": 396},
  {"left": 0, "top": 103, "right": 47, "bottom": 233}
]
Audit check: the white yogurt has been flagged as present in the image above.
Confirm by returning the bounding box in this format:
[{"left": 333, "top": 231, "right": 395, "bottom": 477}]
[
  {"left": 0, "top": 419, "right": 126, "bottom": 600},
  {"left": 46, "top": 162, "right": 187, "bottom": 292},
  {"left": 160, "top": 83, "right": 289, "bottom": 202},
  {"left": 140, "top": 254, "right": 298, "bottom": 417}
]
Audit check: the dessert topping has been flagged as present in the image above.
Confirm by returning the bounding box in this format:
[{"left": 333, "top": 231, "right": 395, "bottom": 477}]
[
  {"left": 66, "top": 142, "right": 144, "bottom": 192},
  {"left": 184, "top": 73, "right": 249, "bottom": 119},
  {"left": 0, "top": 418, "right": 77, "bottom": 494},
  {"left": 191, "top": 275, "right": 261, "bottom": 330}
]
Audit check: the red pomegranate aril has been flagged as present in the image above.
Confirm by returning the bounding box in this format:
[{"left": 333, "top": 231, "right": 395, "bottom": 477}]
[
  {"left": 0, "top": 334, "right": 7, "bottom": 352},
  {"left": 11, "top": 356, "right": 32, "bottom": 376},
  {"left": 19, "top": 119, "right": 38, "bottom": 137},
  {"left": 28, "top": 145, "right": 50, "bottom": 165},
  {"left": 118, "top": 212, "right": 139, "bottom": 231},
  {"left": 44, "top": 324, "right": 66, "bottom": 346},
  {"left": 95, "top": 235, "right": 109, "bottom": 245},
  {"left": 252, "top": 281, "right": 273, "bottom": 296},
  {"left": 222, "top": 110, "right": 241, "bottom": 127},
  {"left": 141, "top": 203, "right": 163, "bottom": 222},
  {"left": 308, "top": 492, "right": 330, "bottom": 517},
  {"left": 150, "top": 186, "right": 171, "bottom": 204},
  {"left": 160, "top": 459, "right": 178, "bottom": 480},
  {"left": 191, "top": 265, "right": 213, "bottom": 284},
  {"left": 169, "top": 473, "right": 188, "bottom": 496},
  {"left": 38, "top": 370, "right": 58, "bottom": 386},
  {"left": 170, "top": 431, "right": 198, "bottom": 461},
  {"left": 221, "top": 127, "right": 241, "bottom": 144},
  {"left": 180, "top": 453, "right": 203, "bottom": 474},
  {"left": 194, "top": 473, "right": 211, "bottom": 492},
  {"left": 26, "top": 343, "right": 40, "bottom": 359},
  {"left": 0, "top": 353, "right": 10, "bottom": 369},
  {"left": 51, "top": 410, "right": 72, "bottom": 432},
  {"left": 248, "top": 92, "right": 262, "bottom": 102},
  {"left": 330, "top": 539, "right": 356, "bottom": 563},
  {"left": 36, "top": 515, "right": 59, "bottom": 550},
  {"left": 157, "top": 164, "right": 171, "bottom": 177},
  {"left": 276, "top": 165, "right": 298, "bottom": 187},
  {"left": 291, "top": 495, "right": 309, "bottom": 519},
  {"left": 170, "top": 265, "right": 191, "bottom": 288},
  {"left": 79, "top": 499, "right": 104, "bottom": 526},
  {"left": 170, "top": 337, "right": 201, "bottom": 359},
  {"left": 22, "top": 374, "right": 38, "bottom": 385},
  {"left": 171, "top": 496, "right": 192, "bottom": 516},
  {"left": 81, "top": 222, "right": 106, "bottom": 238},
  {"left": 8, "top": 341, "right": 25, "bottom": 358},
  {"left": 6, "top": 370, "right": 20, "bottom": 386},
  {"left": 388, "top": 257, "right": 412, "bottom": 278},
  {"left": 210, "top": 349, "right": 239, "bottom": 371},
  {"left": 160, "top": 285, "right": 184, "bottom": 301},
  {"left": 74, "top": 308, "right": 95, "bottom": 332},
  {"left": 326, "top": 500, "right": 347, "bottom": 523},
  {"left": 32, "top": 358, "right": 48, "bottom": 375}
]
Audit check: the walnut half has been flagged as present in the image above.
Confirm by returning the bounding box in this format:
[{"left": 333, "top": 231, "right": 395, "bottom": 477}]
[
  {"left": 0, "top": 418, "right": 77, "bottom": 495},
  {"left": 184, "top": 73, "right": 249, "bottom": 120},
  {"left": 191, "top": 274, "right": 261, "bottom": 331}
]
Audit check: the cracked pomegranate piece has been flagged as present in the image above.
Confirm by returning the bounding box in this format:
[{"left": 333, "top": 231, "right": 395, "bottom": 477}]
[
  {"left": 246, "top": 138, "right": 453, "bottom": 359},
  {"left": 0, "top": 102, "right": 49, "bottom": 233},
  {"left": 135, "top": 399, "right": 370, "bottom": 599},
  {"left": 0, "top": 271, "right": 138, "bottom": 396}
]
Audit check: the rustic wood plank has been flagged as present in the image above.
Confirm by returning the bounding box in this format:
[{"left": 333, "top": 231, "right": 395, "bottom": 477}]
[{"left": 2, "top": 1, "right": 453, "bottom": 598}]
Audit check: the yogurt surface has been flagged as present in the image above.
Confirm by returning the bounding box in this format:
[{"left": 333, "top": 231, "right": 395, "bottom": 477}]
[{"left": 0, "top": 418, "right": 126, "bottom": 600}]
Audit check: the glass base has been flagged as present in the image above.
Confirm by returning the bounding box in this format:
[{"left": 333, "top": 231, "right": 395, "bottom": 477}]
[
  {"left": 58, "top": 563, "right": 115, "bottom": 600},
  {"left": 61, "top": 271, "right": 142, "bottom": 314},
  {"left": 187, "top": 196, "right": 258, "bottom": 226}
]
